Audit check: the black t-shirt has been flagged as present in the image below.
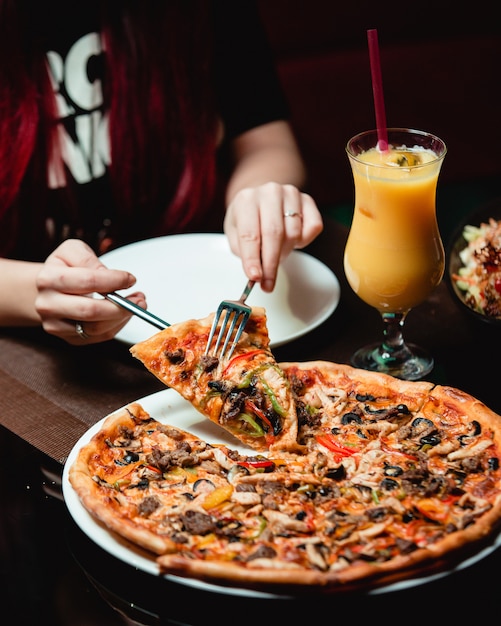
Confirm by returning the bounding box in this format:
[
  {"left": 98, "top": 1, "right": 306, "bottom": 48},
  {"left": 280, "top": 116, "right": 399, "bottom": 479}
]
[{"left": 35, "top": 0, "right": 288, "bottom": 254}]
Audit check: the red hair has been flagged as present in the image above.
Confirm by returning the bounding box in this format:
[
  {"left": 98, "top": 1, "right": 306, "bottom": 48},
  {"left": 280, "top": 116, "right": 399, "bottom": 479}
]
[{"left": 0, "top": 0, "right": 219, "bottom": 258}]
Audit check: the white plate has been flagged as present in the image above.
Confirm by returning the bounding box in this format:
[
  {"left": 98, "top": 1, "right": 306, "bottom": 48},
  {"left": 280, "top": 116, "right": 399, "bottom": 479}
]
[
  {"left": 99, "top": 233, "right": 340, "bottom": 347},
  {"left": 62, "top": 389, "right": 501, "bottom": 599}
]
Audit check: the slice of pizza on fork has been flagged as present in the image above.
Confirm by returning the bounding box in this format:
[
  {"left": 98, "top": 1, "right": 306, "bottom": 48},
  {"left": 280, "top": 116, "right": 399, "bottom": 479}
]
[{"left": 130, "top": 307, "right": 301, "bottom": 454}]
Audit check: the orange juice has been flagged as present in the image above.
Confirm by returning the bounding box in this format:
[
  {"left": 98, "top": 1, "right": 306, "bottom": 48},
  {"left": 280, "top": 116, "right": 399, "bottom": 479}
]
[{"left": 344, "top": 142, "right": 445, "bottom": 313}]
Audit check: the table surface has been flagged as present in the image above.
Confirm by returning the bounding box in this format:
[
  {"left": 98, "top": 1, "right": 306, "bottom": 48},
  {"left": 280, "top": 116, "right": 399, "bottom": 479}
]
[{"left": 2, "top": 215, "right": 501, "bottom": 625}]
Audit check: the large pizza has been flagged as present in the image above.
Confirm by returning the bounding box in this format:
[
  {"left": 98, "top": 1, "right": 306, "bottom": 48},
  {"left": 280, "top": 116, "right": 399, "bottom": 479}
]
[{"left": 68, "top": 307, "right": 501, "bottom": 593}]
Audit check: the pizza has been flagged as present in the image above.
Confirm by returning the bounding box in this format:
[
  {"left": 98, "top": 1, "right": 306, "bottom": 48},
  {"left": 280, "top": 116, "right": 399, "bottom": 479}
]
[
  {"left": 68, "top": 310, "right": 501, "bottom": 594},
  {"left": 129, "top": 307, "right": 300, "bottom": 453}
]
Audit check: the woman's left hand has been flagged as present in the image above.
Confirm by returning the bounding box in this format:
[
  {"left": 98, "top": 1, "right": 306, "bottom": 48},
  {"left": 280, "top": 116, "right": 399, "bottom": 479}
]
[
  {"left": 223, "top": 181, "right": 323, "bottom": 292},
  {"left": 35, "top": 239, "right": 146, "bottom": 345}
]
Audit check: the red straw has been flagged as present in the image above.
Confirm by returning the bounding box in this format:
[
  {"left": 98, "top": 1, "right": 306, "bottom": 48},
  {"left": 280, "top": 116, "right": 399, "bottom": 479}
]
[{"left": 367, "top": 29, "right": 388, "bottom": 151}]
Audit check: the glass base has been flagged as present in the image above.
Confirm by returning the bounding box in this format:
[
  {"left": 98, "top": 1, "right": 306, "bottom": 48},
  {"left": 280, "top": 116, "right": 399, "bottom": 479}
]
[{"left": 350, "top": 341, "right": 434, "bottom": 381}]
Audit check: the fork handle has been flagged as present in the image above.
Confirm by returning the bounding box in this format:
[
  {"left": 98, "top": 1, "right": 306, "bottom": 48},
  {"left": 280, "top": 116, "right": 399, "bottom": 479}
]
[
  {"left": 240, "top": 279, "right": 256, "bottom": 303},
  {"left": 104, "top": 292, "right": 170, "bottom": 330}
]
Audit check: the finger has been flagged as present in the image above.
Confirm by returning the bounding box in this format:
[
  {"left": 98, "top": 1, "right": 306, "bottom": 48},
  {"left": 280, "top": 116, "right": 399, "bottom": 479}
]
[
  {"left": 36, "top": 291, "right": 128, "bottom": 326},
  {"left": 45, "top": 239, "right": 105, "bottom": 269},
  {"left": 78, "top": 292, "right": 147, "bottom": 343},
  {"left": 259, "top": 225, "right": 284, "bottom": 293},
  {"left": 41, "top": 294, "right": 143, "bottom": 346},
  {"left": 295, "top": 193, "right": 324, "bottom": 248},
  {"left": 281, "top": 185, "right": 305, "bottom": 251},
  {"left": 36, "top": 265, "right": 136, "bottom": 295},
  {"left": 40, "top": 238, "right": 137, "bottom": 295},
  {"left": 225, "top": 188, "right": 263, "bottom": 282},
  {"left": 260, "top": 184, "right": 316, "bottom": 291},
  {"left": 55, "top": 317, "right": 126, "bottom": 346}
]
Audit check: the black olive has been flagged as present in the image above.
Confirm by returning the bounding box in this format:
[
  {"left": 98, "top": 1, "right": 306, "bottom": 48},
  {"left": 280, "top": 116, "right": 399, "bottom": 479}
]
[
  {"left": 411, "top": 417, "right": 434, "bottom": 428},
  {"left": 193, "top": 478, "right": 215, "bottom": 492},
  {"left": 488, "top": 457, "right": 500, "bottom": 471},
  {"left": 384, "top": 463, "right": 403, "bottom": 477},
  {"left": 325, "top": 465, "right": 346, "bottom": 480},
  {"left": 356, "top": 393, "right": 375, "bottom": 402},
  {"left": 296, "top": 511, "right": 307, "bottom": 520},
  {"left": 470, "top": 420, "right": 481, "bottom": 436},
  {"left": 123, "top": 451, "right": 140, "bottom": 464},
  {"left": 380, "top": 477, "right": 399, "bottom": 491},
  {"left": 208, "top": 380, "right": 227, "bottom": 392},
  {"left": 128, "top": 478, "right": 149, "bottom": 490},
  {"left": 396, "top": 404, "right": 410, "bottom": 415},
  {"left": 447, "top": 468, "right": 467, "bottom": 486},
  {"left": 341, "top": 412, "right": 363, "bottom": 425},
  {"left": 402, "top": 510, "right": 416, "bottom": 523},
  {"left": 364, "top": 406, "right": 386, "bottom": 415},
  {"left": 420, "top": 434, "right": 441, "bottom": 447},
  {"left": 303, "top": 490, "right": 317, "bottom": 500}
]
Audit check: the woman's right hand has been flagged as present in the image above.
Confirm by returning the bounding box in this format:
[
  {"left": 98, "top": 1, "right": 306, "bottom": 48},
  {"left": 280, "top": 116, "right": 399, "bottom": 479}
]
[{"left": 35, "top": 239, "right": 146, "bottom": 345}]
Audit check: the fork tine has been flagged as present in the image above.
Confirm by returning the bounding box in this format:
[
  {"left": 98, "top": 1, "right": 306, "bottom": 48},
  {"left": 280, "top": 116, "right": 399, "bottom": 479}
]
[
  {"left": 204, "top": 307, "right": 224, "bottom": 356},
  {"left": 224, "top": 310, "right": 251, "bottom": 360},
  {"left": 205, "top": 279, "right": 255, "bottom": 360},
  {"left": 217, "top": 309, "right": 247, "bottom": 361},
  {"left": 213, "top": 308, "right": 235, "bottom": 356}
]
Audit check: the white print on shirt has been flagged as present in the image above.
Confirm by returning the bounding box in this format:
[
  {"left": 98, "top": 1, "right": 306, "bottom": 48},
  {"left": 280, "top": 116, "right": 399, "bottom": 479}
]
[{"left": 46, "top": 32, "right": 110, "bottom": 188}]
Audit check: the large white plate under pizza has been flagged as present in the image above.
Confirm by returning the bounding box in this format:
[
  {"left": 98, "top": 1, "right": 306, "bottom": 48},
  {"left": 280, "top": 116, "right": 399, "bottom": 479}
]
[
  {"left": 62, "top": 388, "right": 501, "bottom": 599},
  {"left": 99, "top": 233, "right": 340, "bottom": 347}
]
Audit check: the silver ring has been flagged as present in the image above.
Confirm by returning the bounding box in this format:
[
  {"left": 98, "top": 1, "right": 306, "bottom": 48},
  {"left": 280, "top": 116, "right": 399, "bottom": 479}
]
[
  {"left": 75, "top": 322, "right": 89, "bottom": 340},
  {"left": 283, "top": 210, "right": 302, "bottom": 219}
]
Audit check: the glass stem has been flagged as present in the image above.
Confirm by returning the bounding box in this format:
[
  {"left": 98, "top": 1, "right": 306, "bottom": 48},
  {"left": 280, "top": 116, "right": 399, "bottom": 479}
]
[{"left": 379, "top": 311, "right": 410, "bottom": 362}]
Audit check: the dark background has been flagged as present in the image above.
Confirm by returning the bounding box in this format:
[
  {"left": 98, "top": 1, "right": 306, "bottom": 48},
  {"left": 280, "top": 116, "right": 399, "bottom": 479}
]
[{"left": 257, "top": 0, "right": 501, "bottom": 237}]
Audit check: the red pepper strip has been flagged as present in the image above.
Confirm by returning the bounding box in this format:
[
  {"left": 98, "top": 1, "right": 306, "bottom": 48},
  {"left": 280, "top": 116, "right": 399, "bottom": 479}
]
[
  {"left": 245, "top": 399, "right": 275, "bottom": 444},
  {"left": 222, "top": 349, "right": 267, "bottom": 376},
  {"left": 380, "top": 440, "right": 417, "bottom": 461},
  {"left": 245, "top": 400, "right": 273, "bottom": 431},
  {"left": 316, "top": 434, "right": 358, "bottom": 458},
  {"left": 144, "top": 464, "right": 162, "bottom": 474},
  {"left": 440, "top": 494, "right": 461, "bottom": 506},
  {"left": 239, "top": 460, "right": 275, "bottom": 470}
]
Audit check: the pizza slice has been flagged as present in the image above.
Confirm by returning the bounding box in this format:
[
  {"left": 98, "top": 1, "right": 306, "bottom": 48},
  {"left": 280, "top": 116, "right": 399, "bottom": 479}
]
[
  {"left": 130, "top": 307, "right": 300, "bottom": 453},
  {"left": 280, "top": 360, "right": 434, "bottom": 452}
]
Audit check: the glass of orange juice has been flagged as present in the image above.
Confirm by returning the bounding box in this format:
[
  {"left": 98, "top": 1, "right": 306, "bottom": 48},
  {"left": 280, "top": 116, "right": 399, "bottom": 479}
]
[{"left": 344, "top": 128, "right": 447, "bottom": 380}]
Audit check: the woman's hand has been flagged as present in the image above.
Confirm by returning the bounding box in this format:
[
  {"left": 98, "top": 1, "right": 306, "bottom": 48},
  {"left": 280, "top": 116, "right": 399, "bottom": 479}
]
[
  {"left": 223, "top": 120, "right": 324, "bottom": 292},
  {"left": 35, "top": 239, "right": 146, "bottom": 345},
  {"left": 224, "top": 181, "right": 323, "bottom": 292}
]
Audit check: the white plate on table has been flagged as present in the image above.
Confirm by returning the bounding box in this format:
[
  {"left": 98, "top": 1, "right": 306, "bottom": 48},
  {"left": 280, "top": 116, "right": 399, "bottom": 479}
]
[
  {"left": 99, "top": 233, "right": 340, "bottom": 347},
  {"left": 62, "top": 388, "right": 501, "bottom": 599}
]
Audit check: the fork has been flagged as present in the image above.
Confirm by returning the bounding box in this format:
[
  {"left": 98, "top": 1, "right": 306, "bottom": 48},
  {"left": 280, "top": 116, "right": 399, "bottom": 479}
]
[
  {"left": 204, "top": 279, "right": 255, "bottom": 361},
  {"left": 104, "top": 292, "right": 170, "bottom": 330}
]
